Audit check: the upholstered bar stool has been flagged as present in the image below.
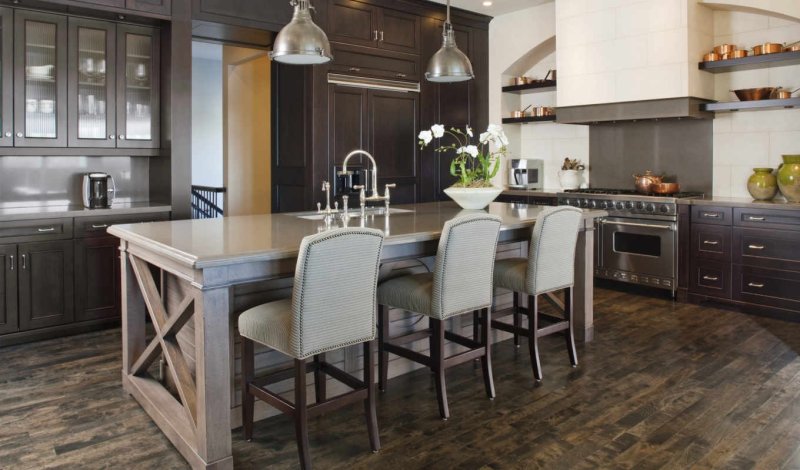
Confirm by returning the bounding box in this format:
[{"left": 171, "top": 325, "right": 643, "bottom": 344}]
[
  {"left": 238, "top": 227, "right": 385, "bottom": 470},
  {"left": 491, "top": 206, "right": 583, "bottom": 382},
  {"left": 376, "top": 213, "right": 502, "bottom": 420}
]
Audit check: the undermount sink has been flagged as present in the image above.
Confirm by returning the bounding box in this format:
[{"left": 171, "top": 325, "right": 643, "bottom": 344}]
[{"left": 294, "top": 207, "right": 414, "bottom": 220}]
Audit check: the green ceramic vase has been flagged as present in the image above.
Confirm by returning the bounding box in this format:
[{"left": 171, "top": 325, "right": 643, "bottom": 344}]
[
  {"left": 777, "top": 155, "right": 800, "bottom": 203},
  {"left": 747, "top": 168, "right": 777, "bottom": 201}
]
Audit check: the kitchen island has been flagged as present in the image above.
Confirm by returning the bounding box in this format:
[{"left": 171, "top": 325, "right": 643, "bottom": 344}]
[{"left": 108, "top": 201, "right": 606, "bottom": 469}]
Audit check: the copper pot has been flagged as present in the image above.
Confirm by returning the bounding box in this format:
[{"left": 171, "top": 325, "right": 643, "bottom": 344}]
[
  {"left": 773, "top": 88, "right": 799, "bottom": 99},
  {"left": 512, "top": 104, "right": 532, "bottom": 118},
  {"left": 650, "top": 182, "right": 680, "bottom": 194},
  {"left": 752, "top": 43, "right": 782, "bottom": 55},
  {"left": 785, "top": 40, "right": 800, "bottom": 52},
  {"left": 733, "top": 87, "right": 777, "bottom": 101},
  {"left": 714, "top": 44, "right": 737, "bottom": 55},
  {"left": 513, "top": 77, "right": 530, "bottom": 86},
  {"left": 633, "top": 170, "right": 663, "bottom": 194},
  {"left": 729, "top": 49, "right": 749, "bottom": 59},
  {"left": 703, "top": 52, "right": 721, "bottom": 62}
]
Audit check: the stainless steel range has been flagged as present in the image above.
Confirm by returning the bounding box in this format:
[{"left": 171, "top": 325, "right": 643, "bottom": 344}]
[{"left": 557, "top": 189, "right": 703, "bottom": 295}]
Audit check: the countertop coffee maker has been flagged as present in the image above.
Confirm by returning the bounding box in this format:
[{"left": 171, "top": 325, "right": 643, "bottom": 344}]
[
  {"left": 82, "top": 172, "right": 116, "bottom": 209},
  {"left": 508, "top": 159, "right": 544, "bottom": 190}
]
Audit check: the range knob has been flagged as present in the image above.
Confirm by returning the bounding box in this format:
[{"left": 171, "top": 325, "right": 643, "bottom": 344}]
[
  {"left": 614, "top": 201, "right": 625, "bottom": 210},
  {"left": 635, "top": 201, "right": 645, "bottom": 210},
  {"left": 659, "top": 204, "right": 671, "bottom": 214},
  {"left": 625, "top": 201, "right": 634, "bottom": 209},
  {"left": 590, "top": 200, "right": 599, "bottom": 209},
  {"left": 581, "top": 199, "right": 589, "bottom": 208},
  {"left": 646, "top": 203, "right": 656, "bottom": 212}
]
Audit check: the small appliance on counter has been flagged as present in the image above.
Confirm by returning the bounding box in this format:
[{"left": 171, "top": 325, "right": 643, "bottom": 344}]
[
  {"left": 508, "top": 158, "right": 544, "bottom": 190},
  {"left": 82, "top": 172, "right": 116, "bottom": 209}
]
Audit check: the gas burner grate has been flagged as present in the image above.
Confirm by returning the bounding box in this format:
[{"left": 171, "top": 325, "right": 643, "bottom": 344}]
[{"left": 563, "top": 189, "right": 704, "bottom": 199}]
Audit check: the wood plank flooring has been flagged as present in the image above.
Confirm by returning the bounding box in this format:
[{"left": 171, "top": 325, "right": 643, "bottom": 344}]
[{"left": 2, "top": 287, "right": 800, "bottom": 469}]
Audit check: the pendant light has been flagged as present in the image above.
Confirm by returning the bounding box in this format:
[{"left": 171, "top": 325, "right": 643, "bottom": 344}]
[
  {"left": 425, "top": 0, "right": 474, "bottom": 83},
  {"left": 270, "top": 0, "right": 332, "bottom": 65}
]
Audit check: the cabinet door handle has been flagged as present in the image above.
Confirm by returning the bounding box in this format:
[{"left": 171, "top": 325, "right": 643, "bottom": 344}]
[
  {"left": 703, "top": 240, "right": 719, "bottom": 245},
  {"left": 748, "top": 244, "right": 765, "bottom": 250},
  {"left": 379, "top": 30, "right": 384, "bottom": 42},
  {"left": 9, "top": 255, "right": 14, "bottom": 271},
  {"left": 118, "top": 135, "right": 125, "bottom": 140},
  {"left": 396, "top": 73, "right": 407, "bottom": 78},
  {"left": 748, "top": 282, "right": 764, "bottom": 288},
  {"left": 373, "top": 30, "right": 379, "bottom": 41},
  {"left": 702, "top": 212, "right": 720, "bottom": 218},
  {"left": 16, "top": 132, "right": 23, "bottom": 138},
  {"left": 747, "top": 216, "right": 765, "bottom": 221},
  {"left": 3, "top": 131, "right": 10, "bottom": 137},
  {"left": 109, "top": 134, "right": 116, "bottom": 140},
  {"left": 702, "top": 275, "right": 719, "bottom": 281},
  {"left": 21, "top": 254, "right": 26, "bottom": 270},
  {"left": 37, "top": 227, "right": 56, "bottom": 232},
  {"left": 91, "top": 224, "right": 109, "bottom": 229},
  {"left": 349, "top": 67, "right": 361, "bottom": 72}
]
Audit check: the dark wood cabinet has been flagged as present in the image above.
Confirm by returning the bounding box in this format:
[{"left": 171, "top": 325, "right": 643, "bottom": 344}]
[
  {"left": 13, "top": 10, "right": 69, "bottom": 148},
  {"left": 0, "top": 245, "right": 18, "bottom": 335},
  {"left": 116, "top": 24, "right": 160, "bottom": 149},
  {"left": 496, "top": 194, "right": 558, "bottom": 206},
  {"left": 327, "top": 0, "right": 420, "bottom": 54},
  {"left": 329, "top": 43, "right": 421, "bottom": 81},
  {"left": 74, "top": 236, "right": 120, "bottom": 321},
  {"left": 126, "top": 0, "right": 171, "bottom": 15},
  {"left": 193, "top": 0, "right": 295, "bottom": 32},
  {"left": 72, "top": 0, "right": 126, "bottom": 8},
  {"left": 18, "top": 240, "right": 74, "bottom": 331},
  {"left": 0, "top": 8, "right": 12, "bottom": 148},
  {"left": 379, "top": 9, "right": 420, "bottom": 54}
]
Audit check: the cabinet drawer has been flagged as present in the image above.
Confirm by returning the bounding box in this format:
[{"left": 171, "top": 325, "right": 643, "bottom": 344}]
[
  {"left": 691, "top": 223, "right": 731, "bottom": 262},
  {"left": 329, "top": 43, "right": 420, "bottom": 81},
  {"left": 0, "top": 219, "right": 73, "bottom": 243},
  {"left": 734, "top": 207, "right": 800, "bottom": 231},
  {"left": 733, "top": 227, "right": 800, "bottom": 271},
  {"left": 74, "top": 212, "right": 169, "bottom": 238},
  {"left": 733, "top": 264, "right": 800, "bottom": 313},
  {"left": 691, "top": 206, "right": 732, "bottom": 226},
  {"left": 496, "top": 195, "right": 528, "bottom": 204},
  {"left": 689, "top": 260, "right": 731, "bottom": 299}
]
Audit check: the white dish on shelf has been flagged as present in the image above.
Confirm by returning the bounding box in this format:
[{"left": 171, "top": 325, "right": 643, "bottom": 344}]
[{"left": 26, "top": 65, "right": 54, "bottom": 77}]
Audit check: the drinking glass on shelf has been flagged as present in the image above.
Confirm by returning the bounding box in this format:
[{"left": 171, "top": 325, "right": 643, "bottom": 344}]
[
  {"left": 26, "top": 99, "right": 38, "bottom": 113},
  {"left": 39, "top": 100, "right": 54, "bottom": 114}
]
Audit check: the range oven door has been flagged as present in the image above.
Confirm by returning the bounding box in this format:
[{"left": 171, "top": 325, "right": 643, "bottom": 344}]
[{"left": 597, "top": 217, "right": 676, "bottom": 288}]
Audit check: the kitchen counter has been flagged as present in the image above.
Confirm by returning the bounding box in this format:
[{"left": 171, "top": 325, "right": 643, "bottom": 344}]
[
  {"left": 677, "top": 196, "right": 800, "bottom": 210},
  {"left": 0, "top": 201, "right": 172, "bottom": 222},
  {"left": 109, "top": 201, "right": 606, "bottom": 470},
  {"left": 502, "top": 187, "right": 562, "bottom": 197}
]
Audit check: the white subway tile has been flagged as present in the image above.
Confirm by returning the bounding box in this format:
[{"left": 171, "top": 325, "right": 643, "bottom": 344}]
[
  {"left": 610, "top": 37, "right": 648, "bottom": 70},
  {"left": 730, "top": 165, "right": 756, "bottom": 198},
  {"left": 713, "top": 165, "right": 732, "bottom": 197},
  {"left": 714, "top": 132, "right": 770, "bottom": 166},
  {"left": 647, "top": 29, "right": 688, "bottom": 66},
  {"left": 769, "top": 131, "right": 800, "bottom": 166},
  {"left": 713, "top": 11, "right": 769, "bottom": 37}
]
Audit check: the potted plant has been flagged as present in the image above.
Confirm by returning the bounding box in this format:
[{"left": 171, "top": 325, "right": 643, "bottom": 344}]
[
  {"left": 558, "top": 158, "right": 586, "bottom": 190},
  {"left": 418, "top": 123, "right": 508, "bottom": 209}
]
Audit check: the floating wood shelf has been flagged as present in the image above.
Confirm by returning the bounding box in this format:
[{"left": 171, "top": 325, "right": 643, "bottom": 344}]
[
  {"left": 502, "top": 115, "right": 557, "bottom": 124},
  {"left": 701, "top": 97, "right": 800, "bottom": 112},
  {"left": 698, "top": 50, "right": 800, "bottom": 73},
  {"left": 502, "top": 80, "right": 557, "bottom": 94}
]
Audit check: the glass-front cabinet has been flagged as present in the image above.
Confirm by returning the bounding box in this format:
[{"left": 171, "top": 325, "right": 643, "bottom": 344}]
[
  {"left": 14, "top": 11, "right": 67, "bottom": 147},
  {"left": 116, "top": 25, "right": 159, "bottom": 149},
  {"left": 69, "top": 18, "right": 116, "bottom": 148},
  {"left": 0, "top": 8, "right": 12, "bottom": 147}
]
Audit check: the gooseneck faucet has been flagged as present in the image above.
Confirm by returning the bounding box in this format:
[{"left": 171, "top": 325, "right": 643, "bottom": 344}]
[{"left": 339, "top": 149, "right": 396, "bottom": 213}]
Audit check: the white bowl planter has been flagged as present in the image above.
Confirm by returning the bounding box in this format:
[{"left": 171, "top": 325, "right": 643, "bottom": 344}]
[
  {"left": 558, "top": 170, "right": 584, "bottom": 190},
  {"left": 444, "top": 186, "right": 503, "bottom": 210}
]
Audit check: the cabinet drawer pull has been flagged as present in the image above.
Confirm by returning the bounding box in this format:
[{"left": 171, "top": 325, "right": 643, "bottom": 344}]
[
  {"left": 349, "top": 67, "right": 361, "bottom": 72},
  {"left": 748, "top": 282, "right": 764, "bottom": 288},
  {"left": 21, "top": 254, "right": 26, "bottom": 270},
  {"left": 703, "top": 240, "right": 719, "bottom": 245},
  {"left": 748, "top": 244, "right": 765, "bottom": 250},
  {"left": 396, "top": 73, "right": 407, "bottom": 78},
  {"left": 702, "top": 212, "right": 720, "bottom": 218},
  {"left": 37, "top": 227, "right": 56, "bottom": 232},
  {"left": 379, "top": 30, "right": 384, "bottom": 42},
  {"left": 9, "top": 255, "right": 14, "bottom": 271},
  {"left": 747, "top": 216, "right": 765, "bottom": 221},
  {"left": 373, "top": 30, "right": 379, "bottom": 41},
  {"left": 702, "top": 275, "right": 719, "bottom": 281},
  {"left": 91, "top": 224, "right": 109, "bottom": 229}
]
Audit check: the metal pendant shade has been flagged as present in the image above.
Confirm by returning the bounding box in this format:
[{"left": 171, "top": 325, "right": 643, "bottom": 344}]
[
  {"left": 270, "top": 0, "right": 332, "bottom": 65},
  {"left": 425, "top": 0, "right": 474, "bottom": 83}
]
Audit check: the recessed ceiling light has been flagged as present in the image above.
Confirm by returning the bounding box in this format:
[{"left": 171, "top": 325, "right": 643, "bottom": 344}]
[{"left": 482, "top": 1, "right": 493, "bottom": 6}]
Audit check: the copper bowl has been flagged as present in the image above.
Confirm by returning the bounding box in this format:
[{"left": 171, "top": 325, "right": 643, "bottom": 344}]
[
  {"left": 650, "top": 182, "right": 680, "bottom": 194},
  {"left": 703, "top": 52, "right": 721, "bottom": 62},
  {"left": 729, "top": 49, "right": 749, "bottom": 59},
  {"left": 714, "top": 44, "right": 737, "bottom": 55},
  {"left": 752, "top": 43, "right": 782, "bottom": 55},
  {"left": 732, "top": 87, "right": 777, "bottom": 101},
  {"left": 785, "top": 43, "right": 800, "bottom": 52}
]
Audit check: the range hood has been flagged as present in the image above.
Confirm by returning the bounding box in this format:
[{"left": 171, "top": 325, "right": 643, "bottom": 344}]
[{"left": 556, "top": 97, "right": 714, "bottom": 125}]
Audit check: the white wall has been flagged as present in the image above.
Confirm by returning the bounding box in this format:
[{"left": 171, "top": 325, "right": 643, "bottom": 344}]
[
  {"left": 710, "top": 10, "right": 800, "bottom": 197},
  {"left": 191, "top": 44, "right": 224, "bottom": 188},
  {"left": 489, "top": 1, "right": 589, "bottom": 189}
]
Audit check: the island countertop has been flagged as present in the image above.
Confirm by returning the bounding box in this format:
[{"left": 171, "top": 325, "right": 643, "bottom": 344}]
[{"left": 108, "top": 201, "right": 607, "bottom": 269}]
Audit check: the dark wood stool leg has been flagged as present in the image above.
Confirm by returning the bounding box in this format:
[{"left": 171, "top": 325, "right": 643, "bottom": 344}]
[
  {"left": 313, "top": 353, "right": 326, "bottom": 404},
  {"left": 431, "top": 318, "right": 450, "bottom": 420},
  {"left": 378, "top": 305, "right": 389, "bottom": 392},
  {"left": 565, "top": 287, "right": 578, "bottom": 367},
  {"left": 513, "top": 292, "right": 521, "bottom": 348},
  {"left": 480, "top": 308, "right": 496, "bottom": 399},
  {"left": 294, "top": 358, "right": 311, "bottom": 470},
  {"left": 528, "top": 295, "right": 543, "bottom": 382},
  {"left": 242, "top": 337, "right": 255, "bottom": 441},
  {"left": 473, "top": 310, "right": 480, "bottom": 369},
  {"left": 363, "top": 341, "right": 380, "bottom": 452}
]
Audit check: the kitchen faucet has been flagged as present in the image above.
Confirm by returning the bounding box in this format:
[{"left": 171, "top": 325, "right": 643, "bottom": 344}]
[{"left": 339, "top": 149, "right": 396, "bottom": 214}]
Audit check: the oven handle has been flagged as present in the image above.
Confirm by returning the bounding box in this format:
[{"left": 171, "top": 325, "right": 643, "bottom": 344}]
[{"left": 600, "top": 219, "right": 675, "bottom": 231}]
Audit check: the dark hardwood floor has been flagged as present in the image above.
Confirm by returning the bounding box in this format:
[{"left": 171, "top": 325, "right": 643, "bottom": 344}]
[{"left": 2, "top": 287, "right": 800, "bottom": 469}]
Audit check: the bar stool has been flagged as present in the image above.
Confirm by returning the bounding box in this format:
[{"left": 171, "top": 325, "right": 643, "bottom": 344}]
[
  {"left": 238, "top": 227, "right": 385, "bottom": 470},
  {"left": 376, "top": 213, "right": 502, "bottom": 420},
  {"left": 491, "top": 206, "right": 583, "bottom": 382}
]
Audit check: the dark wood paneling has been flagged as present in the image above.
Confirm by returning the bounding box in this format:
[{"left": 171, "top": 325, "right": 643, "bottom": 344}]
[
  {"left": 733, "top": 264, "right": 800, "bottom": 314},
  {"left": 329, "top": 85, "right": 367, "bottom": 166},
  {"left": 0, "top": 8, "right": 13, "bottom": 147},
  {"left": 677, "top": 203, "right": 690, "bottom": 291},
  {"left": 378, "top": 8, "right": 420, "bottom": 54},
  {"left": 126, "top": 0, "right": 170, "bottom": 15},
  {"left": 18, "top": 240, "right": 74, "bottom": 330},
  {"left": 733, "top": 227, "right": 800, "bottom": 271},
  {"left": 327, "top": 0, "right": 379, "bottom": 49},
  {"left": 691, "top": 223, "right": 731, "bottom": 262},
  {"left": 0, "top": 218, "right": 73, "bottom": 244},
  {"left": 0, "top": 244, "right": 18, "bottom": 335},
  {"left": 74, "top": 236, "right": 119, "bottom": 321},
  {"left": 193, "top": 0, "right": 293, "bottom": 32},
  {"left": 689, "top": 259, "right": 730, "bottom": 299},
  {"left": 368, "top": 89, "right": 417, "bottom": 180},
  {"left": 13, "top": 10, "right": 69, "bottom": 148},
  {"left": 71, "top": 0, "right": 126, "bottom": 8},
  {"left": 733, "top": 207, "right": 800, "bottom": 231},
  {"left": 274, "top": 186, "right": 307, "bottom": 213},
  {"left": 116, "top": 23, "right": 160, "bottom": 149},
  {"left": 329, "top": 43, "right": 420, "bottom": 81},
  {"left": 691, "top": 205, "right": 732, "bottom": 226}
]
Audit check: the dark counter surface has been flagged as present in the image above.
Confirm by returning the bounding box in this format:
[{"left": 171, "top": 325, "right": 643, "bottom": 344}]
[{"left": 0, "top": 202, "right": 172, "bottom": 222}]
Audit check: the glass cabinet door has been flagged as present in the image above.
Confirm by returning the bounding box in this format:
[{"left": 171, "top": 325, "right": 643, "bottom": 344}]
[
  {"left": 68, "top": 18, "right": 116, "bottom": 148},
  {"left": 14, "top": 11, "right": 67, "bottom": 147},
  {"left": 0, "top": 8, "right": 12, "bottom": 147},
  {"left": 116, "top": 25, "right": 159, "bottom": 149}
]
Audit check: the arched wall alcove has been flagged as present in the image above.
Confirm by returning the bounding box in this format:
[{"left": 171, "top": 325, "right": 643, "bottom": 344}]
[{"left": 702, "top": 0, "right": 800, "bottom": 21}]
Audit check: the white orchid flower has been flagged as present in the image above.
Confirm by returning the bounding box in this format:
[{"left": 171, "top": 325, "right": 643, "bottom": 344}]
[
  {"left": 431, "top": 124, "right": 445, "bottom": 139},
  {"left": 466, "top": 126, "right": 473, "bottom": 137},
  {"left": 479, "top": 131, "right": 490, "bottom": 144},
  {"left": 465, "top": 145, "right": 479, "bottom": 158},
  {"left": 418, "top": 130, "right": 433, "bottom": 145}
]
